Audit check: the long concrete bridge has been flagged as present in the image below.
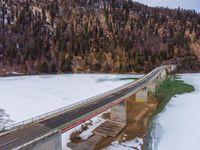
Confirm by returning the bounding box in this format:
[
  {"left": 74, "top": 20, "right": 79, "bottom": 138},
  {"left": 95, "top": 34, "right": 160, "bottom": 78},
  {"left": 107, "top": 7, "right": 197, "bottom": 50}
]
[{"left": 0, "top": 65, "right": 176, "bottom": 150}]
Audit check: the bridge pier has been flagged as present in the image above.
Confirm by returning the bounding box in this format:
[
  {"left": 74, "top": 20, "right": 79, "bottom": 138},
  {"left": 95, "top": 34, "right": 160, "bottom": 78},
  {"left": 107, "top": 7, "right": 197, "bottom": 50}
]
[
  {"left": 28, "top": 132, "right": 62, "bottom": 150},
  {"left": 94, "top": 101, "right": 127, "bottom": 137},
  {"left": 166, "top": 65, "right": 176, "bottom": 73},
  {"left": 135, "top": 87, "right": 148, "bottom": 102},
  {"left": 110, "top": 101, "right": 127, "bottom": 124},
  {"left": 161, "top": 69, "right": 167, "bottom": 78},
  {"left": 147, "top": 81, "right": 156, "bottom": 94},
  {"left": 156, "top": 69, "right": 167, "bottom": 85}
]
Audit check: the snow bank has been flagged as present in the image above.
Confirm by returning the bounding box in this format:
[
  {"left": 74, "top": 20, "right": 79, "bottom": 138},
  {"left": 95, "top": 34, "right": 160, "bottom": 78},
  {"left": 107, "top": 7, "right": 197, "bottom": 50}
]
[
  {"left": 62, "top": 113, "right": 106, "bottom": 150},
  {"left": 0, "top": 109, "right": 14, "bottom": 128},
  {"left": 103, "top": 138, "right": 143, "bottom": 150},
  {"left": 152, "top": 73, "right": 200, "bottom": 150}
]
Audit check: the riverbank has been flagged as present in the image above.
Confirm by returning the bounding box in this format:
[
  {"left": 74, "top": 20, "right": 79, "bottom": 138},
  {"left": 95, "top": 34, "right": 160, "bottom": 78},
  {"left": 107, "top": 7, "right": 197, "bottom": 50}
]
[{"left": 0, "top": 65, "right": 144, "bottom": 77}]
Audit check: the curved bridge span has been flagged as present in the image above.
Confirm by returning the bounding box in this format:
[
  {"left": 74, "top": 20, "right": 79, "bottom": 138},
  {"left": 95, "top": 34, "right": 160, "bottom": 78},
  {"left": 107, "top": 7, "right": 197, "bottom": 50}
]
[{"left": 0, "top": 65, "right": 176, "bottom": 150}]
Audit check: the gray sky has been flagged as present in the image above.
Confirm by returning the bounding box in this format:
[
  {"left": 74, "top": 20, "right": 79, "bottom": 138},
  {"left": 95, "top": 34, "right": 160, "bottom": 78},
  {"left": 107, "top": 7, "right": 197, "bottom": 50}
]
[{"left": 134, "top": 0, "right": 200, "bottom": 12}]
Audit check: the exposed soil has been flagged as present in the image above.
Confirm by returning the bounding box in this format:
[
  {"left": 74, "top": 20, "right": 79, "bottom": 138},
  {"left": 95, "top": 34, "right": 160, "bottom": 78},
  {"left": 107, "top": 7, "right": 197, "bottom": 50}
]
[
  {"left": 0, "top": 65, "right": 26, "bottom": 76},
  {"left": 94, "top": 95, "right": 159, "bottom": 150},
  {"left": 67, "top": 95, "right": 158, "bottom": 150},
  {"left": 66, "top": 75, "right": 194, "bottom": 150},
  {"left": 68, "top": 135, "right": 103, "bottom": 150}
]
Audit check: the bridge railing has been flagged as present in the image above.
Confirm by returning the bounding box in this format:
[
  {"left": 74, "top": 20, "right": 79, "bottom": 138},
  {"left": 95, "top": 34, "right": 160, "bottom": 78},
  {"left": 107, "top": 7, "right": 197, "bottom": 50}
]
[{"left": 0, "top": 65, "right": 174, "bottom": 132}]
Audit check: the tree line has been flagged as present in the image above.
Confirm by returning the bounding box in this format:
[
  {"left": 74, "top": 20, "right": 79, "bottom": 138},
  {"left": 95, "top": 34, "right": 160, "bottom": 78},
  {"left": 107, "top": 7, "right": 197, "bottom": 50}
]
[{"left": 0, "top": 0, "right": 200, "bottom": 74}]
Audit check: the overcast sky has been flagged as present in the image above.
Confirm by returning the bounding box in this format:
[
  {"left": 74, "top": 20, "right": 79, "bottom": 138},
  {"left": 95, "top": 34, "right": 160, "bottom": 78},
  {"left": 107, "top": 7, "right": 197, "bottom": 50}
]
[{"left": 134, "top": 0, "right": 200, "bottom": 12}]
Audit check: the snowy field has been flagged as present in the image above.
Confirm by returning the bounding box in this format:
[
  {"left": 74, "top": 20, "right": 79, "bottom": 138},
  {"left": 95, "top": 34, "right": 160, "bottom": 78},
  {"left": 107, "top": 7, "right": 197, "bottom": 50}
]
[
  {"left": 103, "top": 138, "right": 143, "bottom": 150},
  {"left": 0, "top": 74, "right": 142, "bottom": 125},
  {"left": 152, "top": 74, "right": 200, "bottom": 150},
  {"left": 62, "top": 112, "right": 107, "bottom": 150}
]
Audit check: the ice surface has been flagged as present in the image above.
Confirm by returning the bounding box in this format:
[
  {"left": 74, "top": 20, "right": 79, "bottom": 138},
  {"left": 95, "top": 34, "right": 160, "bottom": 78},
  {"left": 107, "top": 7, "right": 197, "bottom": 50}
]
[
  {"left": 0, "top": 74, "right": 142, "bottom": 123},
  {"left": 0, "top": 73, "right": 142, "bottom": 150},
  {"left": 152, "top": 74, "right": 200, "bottom": 150}
]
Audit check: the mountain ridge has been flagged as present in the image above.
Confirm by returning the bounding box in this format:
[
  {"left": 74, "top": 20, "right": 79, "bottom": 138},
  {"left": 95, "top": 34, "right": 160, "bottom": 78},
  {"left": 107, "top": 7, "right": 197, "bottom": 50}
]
[{"left": 0, "top": 0, "right": 200, "bottom": 75}]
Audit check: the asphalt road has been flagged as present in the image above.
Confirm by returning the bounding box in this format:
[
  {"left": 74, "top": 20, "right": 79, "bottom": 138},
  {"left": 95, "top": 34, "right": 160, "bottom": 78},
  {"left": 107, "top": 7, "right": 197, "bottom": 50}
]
[{"left": 0, "top": 67, "right": 163, "bottom": 150}]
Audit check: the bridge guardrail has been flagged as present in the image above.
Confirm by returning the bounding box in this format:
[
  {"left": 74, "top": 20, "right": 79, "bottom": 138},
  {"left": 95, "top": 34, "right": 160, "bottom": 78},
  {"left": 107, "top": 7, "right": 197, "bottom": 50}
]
[{"left": 0, "top": 65, "right": 174, "bottom": 132}]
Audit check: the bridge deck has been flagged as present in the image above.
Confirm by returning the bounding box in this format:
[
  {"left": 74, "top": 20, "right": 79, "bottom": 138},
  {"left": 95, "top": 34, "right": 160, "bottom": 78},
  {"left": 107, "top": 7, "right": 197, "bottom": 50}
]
[{"left": 0, "top": 66, "right": 168, "bottom": 150}]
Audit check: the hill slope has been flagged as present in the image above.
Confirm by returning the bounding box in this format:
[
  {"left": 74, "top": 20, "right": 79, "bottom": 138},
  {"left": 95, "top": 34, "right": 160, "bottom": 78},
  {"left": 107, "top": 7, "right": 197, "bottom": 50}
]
[{"left": 0, "top": 0, "right": 200, "bottom": 75}]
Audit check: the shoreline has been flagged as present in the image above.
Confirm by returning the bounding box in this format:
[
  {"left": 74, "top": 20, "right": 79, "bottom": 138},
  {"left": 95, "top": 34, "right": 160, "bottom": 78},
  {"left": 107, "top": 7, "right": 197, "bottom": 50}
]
[
  {"left": 0, "top": 66, "right": 143, "bottom": 77},
  {"left": 1, "top": 66, "right": 200, "bottom": 78}
]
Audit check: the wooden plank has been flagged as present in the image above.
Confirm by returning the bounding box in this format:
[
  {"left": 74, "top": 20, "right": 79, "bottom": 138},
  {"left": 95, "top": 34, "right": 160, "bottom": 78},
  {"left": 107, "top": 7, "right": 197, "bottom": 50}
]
[{"left": 94, "top": 121, "right": 126, "bottom": 137}]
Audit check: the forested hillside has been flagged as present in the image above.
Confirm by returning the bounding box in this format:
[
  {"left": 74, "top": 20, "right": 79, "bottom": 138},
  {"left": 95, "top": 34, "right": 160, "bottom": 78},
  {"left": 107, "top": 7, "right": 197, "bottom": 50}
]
[{"left": 1, "top": 0, "right": 200, "bottom": 75}]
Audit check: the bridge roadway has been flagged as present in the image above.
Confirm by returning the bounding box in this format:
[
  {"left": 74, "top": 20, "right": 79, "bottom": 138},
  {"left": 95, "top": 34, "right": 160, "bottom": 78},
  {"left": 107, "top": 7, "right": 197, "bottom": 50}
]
[{"left": 0, "top": 66, "right": 167, "bottom": 150}]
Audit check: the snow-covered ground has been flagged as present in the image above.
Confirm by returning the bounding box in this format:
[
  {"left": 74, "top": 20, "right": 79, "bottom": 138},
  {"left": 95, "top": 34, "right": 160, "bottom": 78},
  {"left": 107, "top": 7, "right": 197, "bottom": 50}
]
[
  {"left": 152, "top": 74, "right": 200, "bottom": 150},
  {"left": 103, "top": 138, "right": 143, "bottom": 150},
  {"left": 0, "top": 74, "right": 142, "bottom": 124},
  {"left": 62, "top": 112, "right": 107, "bottom": 150},
  {"left": 0, "top": 73, "right": 143, "bottom": 150}
]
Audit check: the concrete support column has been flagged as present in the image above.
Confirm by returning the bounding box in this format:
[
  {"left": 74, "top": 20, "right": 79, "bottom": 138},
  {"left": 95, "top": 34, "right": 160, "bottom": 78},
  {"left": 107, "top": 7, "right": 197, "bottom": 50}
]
[
  {"left": 128, "top": 94, "right": 135, "bottom": 101},
  {"left": 160, "top": 69, "right": 166, "bottom": 78},
  {"left": 170, "top": 65, "right": 176, "bottom": 73},
  {"left": 167, "top": 66, "right": 176, "bottom": 74},
  {"left": 135, "top": 87, "right": 148, "bottom": 102},
  {"left": 147, "top": 81, "right": 156, "bottom": 94},
  {"left": 158, "top": 73, "right": 163, "bottom": 84},
  {"left": 110, "top": 101, "right": 127, "bottom": 124},
  {"left": 157, "top": 69, "right": 166, "bottom": 85},
  {"left": 30, "top": 132, "right": 62, "bottom": 150}
]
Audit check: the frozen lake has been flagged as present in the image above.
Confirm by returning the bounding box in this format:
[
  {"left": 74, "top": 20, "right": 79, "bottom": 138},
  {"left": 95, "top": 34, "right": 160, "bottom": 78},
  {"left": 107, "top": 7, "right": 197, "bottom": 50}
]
[
  {"left": 152, "top": 74, "right": 200, "bottom": 150},
  {"left": 0, "top": 74, "right": 142, "bottom": 127}
]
